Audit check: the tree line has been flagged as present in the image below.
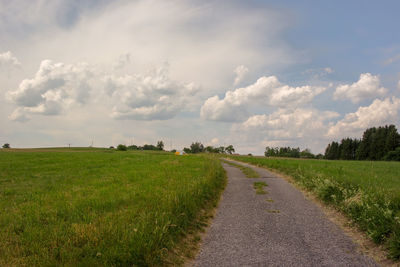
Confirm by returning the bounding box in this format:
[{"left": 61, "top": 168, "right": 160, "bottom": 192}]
[
  {"left": 264, "top": 146, "right": 323, "bottom": 159},
  {"left": 183, "top": 142, "right": 235, "bottom": 154},
  {"left": 115, "top": 141, "right": 165, "bottom": 151},
  {"left": 324, "top": 125, "right": 400, "bottom": 161}
]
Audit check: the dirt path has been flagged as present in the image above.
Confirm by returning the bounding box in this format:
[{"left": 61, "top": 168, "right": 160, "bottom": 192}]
[{"left": 193, "top": 160, "right": 378, "bottom": 266}]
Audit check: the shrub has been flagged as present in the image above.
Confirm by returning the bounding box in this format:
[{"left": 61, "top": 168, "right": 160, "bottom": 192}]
[{"left": 117, "top": 144, "right": 127, "bottom": 151}]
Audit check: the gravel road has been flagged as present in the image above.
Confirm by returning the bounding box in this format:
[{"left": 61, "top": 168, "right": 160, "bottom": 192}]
[{"left": 193, "top": 160, "right": 378, "bottom": 267}]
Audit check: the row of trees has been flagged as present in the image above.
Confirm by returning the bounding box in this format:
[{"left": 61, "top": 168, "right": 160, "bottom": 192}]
[
  {"left": 324, "top": 125, "right": 400, "bottom": 161},
  {"left": 183, "top": 142, "right": 235, "bottom": 154},
  {"left": 115, "top": 141, "right": 164, "bottom": 151},
  {"left": 264, "top": 146, "right": 322, "bottom": 159}
]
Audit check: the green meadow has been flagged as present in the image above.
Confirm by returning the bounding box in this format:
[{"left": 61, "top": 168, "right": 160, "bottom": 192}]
[
  {"left": 0, "top": 148, "right": 225, "bottom": 266},
  {"left": 230, "top": 155, "right": 400, "bottom": 259}
]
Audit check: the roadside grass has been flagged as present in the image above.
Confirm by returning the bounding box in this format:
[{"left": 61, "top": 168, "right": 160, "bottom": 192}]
[
  {"left": 221, "top": 159, "right": 260, "bottom": 178},
  {"left": 253, "top": 181, "right": 268, "bottom": 195},
  {"left": 0, "top": 149, "right": 226, "bottom": 266},
  {"left": 230, "top": 155, "right": 400, "bottom": 260}
]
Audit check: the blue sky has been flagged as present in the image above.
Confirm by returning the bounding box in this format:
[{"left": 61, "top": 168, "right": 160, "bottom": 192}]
[{"left": 1, "top": 0, "right": 399, "bottom": 154}]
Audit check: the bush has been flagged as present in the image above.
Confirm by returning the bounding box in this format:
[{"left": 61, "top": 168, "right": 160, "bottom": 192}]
[
  {"left": 385, "top": 147, "right": 400, "bottom": 161},
  {"left": 117, "top": 144, "right": 127, "bottom": 151},
  {"left": 2, "top": 143, "right": 10, "bottom": 149}
]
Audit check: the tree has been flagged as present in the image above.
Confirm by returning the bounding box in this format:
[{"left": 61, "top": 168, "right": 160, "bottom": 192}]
[
  {"left": 300, "top": 148, "right": 314, "bottom": 159},
  {"left": 190, "top": 142, "right": 204, "bottom": 153},
  {"left": 156, "top": 141, "right": 164, "bottom": 151},
  {"left": 225, "top": 145, "right": 235, "bottom": 154},
  {"left": 2, "top": 143, "right": 10, "bottom": 149},
  {"left": 183, "top": 147, "right": 191, "bottom": 154},
  {"left": 117, "top": 144, "right": 127, "bottom": 151}
]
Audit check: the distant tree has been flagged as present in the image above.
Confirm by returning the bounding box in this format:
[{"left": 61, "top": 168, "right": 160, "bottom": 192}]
[
  {"left": 183, "top": 147, "right": 191, "bottom": 154},
  {"left": 217, "top": 146, "right": 225, "bottom": 154},
  {"left": 156, "top": 141, "right": 164, "bottom": 151},
  {"left": 117, "top": 144, "right": 127, "bottom": 151},
  {"left": 128, "top": 145, "right": 138, "bottom": 150},
  {"left": 325, "top": 141, "right": 340, "bottom": 159},
  {"left": 205, "top": 146, "right": 215, "bottom": 153},
  {"left": 190, "top": 142, "right": 204, "bottom": 154},
  {"left": 109, "top": 146, "right": 114, "bottom": 149},
  {"left": 171, "top": 149, "right": 177, "bottom": 153},
  {"left": 142, "top": 144, "right": 157, "bottom": 150},
  {"left": 225, "top": 145, "right": 235, "bottom": 154},
  {"left": 2, "top": 143, "right": 10, "bottom": 149},
  {"left": 300, "top": 148, "right": 315, "bottom": 159},
  {"left": 248, "top": 153, "right": 253, "bottom": 156}
]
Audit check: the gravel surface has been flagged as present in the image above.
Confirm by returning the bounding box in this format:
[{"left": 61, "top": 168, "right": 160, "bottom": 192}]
[{"left": 193, "top": 160, "right": 378, "bottom": 267}]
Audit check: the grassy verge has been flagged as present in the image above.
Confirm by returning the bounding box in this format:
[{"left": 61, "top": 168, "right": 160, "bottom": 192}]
[
  {"left": 221, "top": 159, "right": 260, "bottom": 178},
  {"left": 230, "top": 155, "right": 400, "bottom": 260},
  {"left": 0, "top": 149, "right": 226, "bottom": 266},
  {"left": 253, "top": 181, "right": 268, "bottom": 194}
]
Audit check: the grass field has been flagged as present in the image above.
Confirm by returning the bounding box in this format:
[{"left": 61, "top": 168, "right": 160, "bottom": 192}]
[
  {"left": 230, "top": 155, "right": 400, "bottom": 259},
  {"left": 0, "top": 148, "right": 226, "bottom": 266}
]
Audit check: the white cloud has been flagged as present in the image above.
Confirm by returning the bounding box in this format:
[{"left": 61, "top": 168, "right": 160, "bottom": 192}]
[
  {"left": 206, "top": 137, "right": 220, "bottom": 146},
  {"left": 241, "top": 108, "right": 338, "bottom": 139},
  {"left": 233, "top": 65, "right": 249, "bottom": 86},
  {"left": 106, "top": 63, "right": 199, "bottom": 120},
  {"left": 7, "top": 60, "right": 92, "bottom": 121},
  {"left": 327, "top": 97, "right": 400, "bottom": 139},
  {"left": 0, "top": 51, "right": 20, "bottom": 69},
  {"left": 230, "top": 108, "right": 339, "bottom": 153},
  {"left": 201, "top": 76, "right": 325, "bottom": 122},
  {"left": 333, "top": 73, "right": 387, "bottom": 103}
]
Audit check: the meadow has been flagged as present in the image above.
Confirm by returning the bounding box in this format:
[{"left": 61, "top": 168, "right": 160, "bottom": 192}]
[
  {"left": 230, "top": 155, "right": 400, "bottom": 259},
  {"left": 0, "top": 148, "right": 226, "bottom": 266}
]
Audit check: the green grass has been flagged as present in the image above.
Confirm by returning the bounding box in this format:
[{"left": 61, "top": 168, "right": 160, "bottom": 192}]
[
  {"left": 230, "top": 155, "right": 400, "bottom": 260},
  {"left": 221, "top": 159, "right": 260, "bottom": 178},
  {"left": 0, "top": 149, "right": 226, "bottom": 266},
  {"left": 253, "top": 181, "right": 268, "bottom": 195}
]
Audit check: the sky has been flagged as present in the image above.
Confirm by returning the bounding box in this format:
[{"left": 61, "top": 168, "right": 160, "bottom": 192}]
[{"left": 1, "top": 0, "right": 400, "bottom": 155}]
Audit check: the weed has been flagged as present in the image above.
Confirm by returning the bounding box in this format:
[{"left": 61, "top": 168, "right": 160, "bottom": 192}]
[
  {"left": 254, "top": 181, "right": 268, "bottom": 194},
  {"left": 266, "top": 210, "right": 280, "bottom": 213}
]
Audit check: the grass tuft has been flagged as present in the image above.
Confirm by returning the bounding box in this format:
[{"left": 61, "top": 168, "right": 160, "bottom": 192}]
[{"left": 253, "top": 181, "right": 268, "bottom": 194}]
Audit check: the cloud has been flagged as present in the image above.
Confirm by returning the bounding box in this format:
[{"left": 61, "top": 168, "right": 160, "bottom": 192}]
[
  {"left": 384, "top": 54, "right": 400, "bottom": 65},
  {"left": 241, "top": 108, "right": 339, "bottom": 139},
  {"left": 201, "top": 76, "right": 325, "bottom": 122},
  {"left": 327, "top": 97, "right": 400, "bottom": 139},
  {"left": 233, "top": 65, "right": 249, "bottom": 86},
  {"left": 230, "top": 108, "right": 339, "bottom": 153},
  {"left": 106, "top": 63, "right": 199, "bottom": 120},
  {"left": 0, "top": 51, "right": 20, "bottom": 69},
  {"left": 333, "top": 73, "right": 387, "bottom": 103},
  {"left": 302, "top": 67, "right": 333, "bottom": 79},
  {"left": 7, "top": 60, "right": 92, "bottom": 121},
  {"left": 112, "top": 53, "right": 131, "bottom": 70}
]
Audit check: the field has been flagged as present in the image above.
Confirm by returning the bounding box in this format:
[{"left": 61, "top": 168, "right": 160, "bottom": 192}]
[
  {"left": 230, "top": 155, "right": 400, "bottom": 259},
  {"left": 0, "top": 148, "right": 226, "bottom": 266}
]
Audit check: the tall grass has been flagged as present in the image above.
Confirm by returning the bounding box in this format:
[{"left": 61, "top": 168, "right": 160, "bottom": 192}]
[
  {"left": 230, "top": 156, "right": 400, "bottom": 259},
  {"left": 0, "top": 149, "right": 225, "bottom": 266}
]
